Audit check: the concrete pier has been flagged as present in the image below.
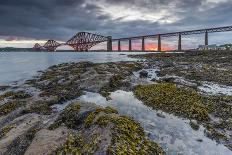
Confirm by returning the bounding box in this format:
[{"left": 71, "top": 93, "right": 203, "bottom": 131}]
[
  {"left": 158, "top": 35, "right": 161, "bottom": 51},
  {"left": 178, "top": 33, "right": 182, "bottom": 51}
]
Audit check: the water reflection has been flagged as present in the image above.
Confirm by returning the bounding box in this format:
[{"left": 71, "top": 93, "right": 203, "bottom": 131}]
[{"left": 78, "top": 90, "right": 231, "bottom": 155}]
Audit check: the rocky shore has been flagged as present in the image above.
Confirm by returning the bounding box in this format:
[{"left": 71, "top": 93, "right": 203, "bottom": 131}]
[{"left": 0, "top": 50, "right": 232, "bottom": 154}]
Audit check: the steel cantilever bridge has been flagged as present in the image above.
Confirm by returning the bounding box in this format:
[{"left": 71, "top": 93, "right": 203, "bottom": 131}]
[
  {"left": 34, "top": 25, "right": 232, "bottom": 52},
  {"left": 34, "top": 32, "right": 112, "bottom": 52}
]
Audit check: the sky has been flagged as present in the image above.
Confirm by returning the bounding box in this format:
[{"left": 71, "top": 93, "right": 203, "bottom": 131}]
[{"left": 0, "top": 0, "right": 232, "bottom": 50}]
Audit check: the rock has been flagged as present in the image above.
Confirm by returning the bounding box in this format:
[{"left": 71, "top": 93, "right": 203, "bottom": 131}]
[
  {"left": 155, "top": 71, "right": 162, "bottom": 77},
  {"left": 0, "top": 86, "right": 10, "bottom": 91},
  {"left": 139, "top": 70, "right": 148, "bottom": 78},
  {"left": 157, "top": 77, "right": 176, "bottom": 83},
  {"left": 0, "top": 114, "right": 41, "bottom": 154},
  {"left": 190, "top": 120, "right": 200, "bottom": 131},
  {"left": 196, "top": 139, "right": 203, "bottom": 142},
  {"left": 157, "top": 113, "right": 166, "bottom": 118},
  {"left": 24, "top": 127, "right": 69, "bottom": 155}
]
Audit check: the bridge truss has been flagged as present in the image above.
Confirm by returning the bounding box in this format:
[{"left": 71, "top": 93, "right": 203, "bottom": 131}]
[
  {"left": 33, "top": 25, "right": 232, "bottom": 52},
  {"left": 34, "top": 32, "right": 110, "bottom": 52},
  {"left": 66, "top": 32, "right": 109, "bottom": 51}
]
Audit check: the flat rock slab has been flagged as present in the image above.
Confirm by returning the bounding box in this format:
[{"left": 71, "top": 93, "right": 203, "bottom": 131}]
[{"left": 25, "top": 127, "right": 69, "bottom": 155}]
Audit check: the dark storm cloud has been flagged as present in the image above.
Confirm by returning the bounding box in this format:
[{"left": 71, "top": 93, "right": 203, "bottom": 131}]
[{"left": 0, "top": 0, "right": 231, "bottom": 42}]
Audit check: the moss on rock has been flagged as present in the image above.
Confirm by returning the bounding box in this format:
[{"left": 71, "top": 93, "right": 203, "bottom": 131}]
[
  {"left": 134, "top": 83, "right": 210, "bottom": 121},
  {"left": 0, "top": 91, "right": 31, "bottom": 101},
  {"left": 49, "top": 104, "right": 81, "bottom": 130},
  {"left": 0, "top": 125, "right": 15, "bottom": 139},
  {"left": 51, "top": 103, "right": 164, "bottom": 155},
  {"left": 84, "top": 107, "right": 164, "bottom": 155},
  {"left": 22, "top": 100, "right": 56, "bottom": 115},
  {"left": 84, "top": 107, "right": 118, "bottom": 128},
  {"left": 53, "top": 133, "right": 101, "bottom": 155},
  {"left": 0, "top": 101, "right": 25, "bottom": 117}
]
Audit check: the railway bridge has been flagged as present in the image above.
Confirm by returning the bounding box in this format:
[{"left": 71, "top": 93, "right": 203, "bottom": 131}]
[{"left": 34, "top": 25, "right": 232, "bottom": 52}]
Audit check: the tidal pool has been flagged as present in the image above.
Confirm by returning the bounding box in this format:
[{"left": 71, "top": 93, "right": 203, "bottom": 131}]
[{"left": 76, "top": 90, "right": 231, "bottom": 155}]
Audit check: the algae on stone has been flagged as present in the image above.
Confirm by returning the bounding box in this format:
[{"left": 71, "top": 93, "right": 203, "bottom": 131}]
[
  {"left": 0, "top": 101, "right": 25, "bottom": 117},
  {"left": 84, "top": 107, "right": 164, "bottom": 155},
  {"left": 0, "top": 91, "right": 31, "bottom": 101},
  {"left": 49, "top": 104, "right": 81, "bottom": 130},
  {"left": 134, "top": 83, "right": 209, "bottom": 121},
  {"left": 53, "top": 133, "right": 101, "bottom": 155},
  {"left": 0, "top": 125, "right": 15, "bottom": 139}
]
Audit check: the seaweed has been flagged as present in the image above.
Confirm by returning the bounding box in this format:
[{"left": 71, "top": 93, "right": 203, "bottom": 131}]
[{"left": 134, "top": 83, "right": 210, "bottom": 121}]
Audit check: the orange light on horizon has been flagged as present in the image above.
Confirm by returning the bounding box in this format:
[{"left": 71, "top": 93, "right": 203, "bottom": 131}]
[{"left": 112, "top": 43, "right": 175, "bottom": 51}]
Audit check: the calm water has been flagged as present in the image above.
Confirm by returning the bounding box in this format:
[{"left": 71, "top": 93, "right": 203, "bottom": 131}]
[{"left": 0, "top": 52, "right": 144, "bottom": 84}]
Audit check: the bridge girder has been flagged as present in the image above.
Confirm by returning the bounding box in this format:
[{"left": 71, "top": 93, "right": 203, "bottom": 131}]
[
  {"left": 33, "top": 43, "right": 43, "bottom": 51},
  {"left": 43, "top": 40, "right": 61, "bottom": 51},
  {"left": 66, "top": 32, "right": 109, "bottom": 51}
]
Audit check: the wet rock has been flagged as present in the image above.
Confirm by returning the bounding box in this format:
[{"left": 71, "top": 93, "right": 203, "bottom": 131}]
[
  {"left": 0, "top": 114, "right": 41, "bottom": 154},
  {"left": 157, "top": 112, "right": 166, "bottom": 118},
  {"left": 0, "top": 85, "right": 10, "bottom": 91},
  {"left": 157, "top": 76, "right": 176, "bottom": 83},
  {"left": 139, "top": 70, "right": 148, "bottom": 78},
  {"left": 49, "top": 102, "right": 164, "bottom": 155},
  {"left": 189, "top": 120, "right": 200, "bottom": 130},
  {"left": 24, "top": 127, "right": 69, "bottom": 155}
]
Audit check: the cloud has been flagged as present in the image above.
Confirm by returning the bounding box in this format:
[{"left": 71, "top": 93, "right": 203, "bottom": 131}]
[{"left": 0, "top": 0, "right": 231, "bottom": 48}]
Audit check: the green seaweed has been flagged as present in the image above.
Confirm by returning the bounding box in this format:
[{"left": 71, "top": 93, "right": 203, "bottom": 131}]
[
  {"left": 84, "top": 107, "right": 118, "bottom": 128},
  {"left": 84, "top": 107, "right": 164, "bottom": 155},
  {"left": 134, "top": 83, "right": 210, "bottom": 121},
  {"left": 0, "top": 91, "right": 31, "bottom": 101},
  {"left": 22, "top": 100, "right": 56, "bottom": 115},
  {"left": 53, "top": 133, "right": 100, "bottom": 155},
  {"left": 0, "top": 101, "right": 25, "bottom": 117},
  {"left": 0, "top": 125, "right": 15, "bottom": 139},
  {"left": 49, "top": 104, "right": 81, "bottom": 130}
]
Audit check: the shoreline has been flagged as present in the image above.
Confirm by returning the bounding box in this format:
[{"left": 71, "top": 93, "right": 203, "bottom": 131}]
[{"left": 0, "top": 50, "right": 232, "bottom": 154}]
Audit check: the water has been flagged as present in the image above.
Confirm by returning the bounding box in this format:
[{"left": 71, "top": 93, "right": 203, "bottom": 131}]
[
  {"left": 76, "top": 91, "right": 231, "bottom": 155},
  {"left": 199, "top": 82, "right": 232, "bottom": 96},
  {"left": 0, "top": 52, "right": 145, "bottom": 85}
]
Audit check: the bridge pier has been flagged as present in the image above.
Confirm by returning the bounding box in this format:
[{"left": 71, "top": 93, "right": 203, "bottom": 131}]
[
  {"left": 178, "top": 33, "right": 182, "bottom": 51},
  {"left": 107, "top": 36, "right": 112, "bottom": 52},
  {"left": 129, "top": 39, "right": 132, "bottom": 51},
  {"left": 142, "top": 37, "right": 145, "bottom": 51},
  {"left": 158, "top": 34, "right": 161, "bottom": 51},
  {"left": 205, "top": 30, "right": 208, "bottom": 46},
  {"left": 118, "top": 40, "right": 121, "bottom": 51}
]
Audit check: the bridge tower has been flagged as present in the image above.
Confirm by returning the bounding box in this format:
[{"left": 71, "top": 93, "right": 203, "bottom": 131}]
[
  {"left": 205, "top": 30, "right": 209, "bottom": 46},
  {"left": 142, "top": 37, "right": 145, "bottom": 51},
  {"left": 129, "top": 39, "right": 132, "bottom": 51},
  {"left": 178, "top": 33, "right": 182, "bottom": 51},
  {"left": 158, "top": 34, "right": 162, "bottom": 51},
  {"left": 33, "top": 43, "right": 43, "bottom": 51},
  {"left": 118, "top": 40, "right": 121, "bottom": 51},
  {"left": 43, "top": 40, "right": 61, "bottom": 52},
  {"left": 107, "top": 36, "right": 112, "bottom": 52}
]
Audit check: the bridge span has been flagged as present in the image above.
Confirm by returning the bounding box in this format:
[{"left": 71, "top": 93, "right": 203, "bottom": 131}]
[{"left": 34, "top": 25, "right": 232, "bottom": 52}]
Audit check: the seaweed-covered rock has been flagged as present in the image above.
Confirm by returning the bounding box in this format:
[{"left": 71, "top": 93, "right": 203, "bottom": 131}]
[
  {"left": 50, "top": 102, "right": 164, "bottom": 155},
  {"left": 134, "top": 83, "right": 210, "bottom": 121}
]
